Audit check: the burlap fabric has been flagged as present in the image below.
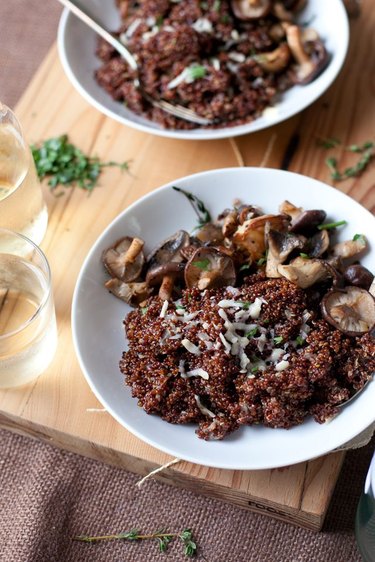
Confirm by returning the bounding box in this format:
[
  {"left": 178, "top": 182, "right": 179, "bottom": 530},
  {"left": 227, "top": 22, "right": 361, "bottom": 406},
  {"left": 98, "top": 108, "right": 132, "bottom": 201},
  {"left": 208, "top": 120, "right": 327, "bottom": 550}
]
[{"left": 0, "top": 2, "right": 374, "bottom": 561}]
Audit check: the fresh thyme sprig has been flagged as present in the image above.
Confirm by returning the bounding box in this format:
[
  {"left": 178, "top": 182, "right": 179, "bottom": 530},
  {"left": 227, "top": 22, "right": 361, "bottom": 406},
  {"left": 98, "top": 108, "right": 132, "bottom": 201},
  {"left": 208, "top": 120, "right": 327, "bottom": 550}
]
[
  {"left": 317, "top": 137, "right": 374, "bottom": 181},
  {"left": 172, "top": 186, "right": 212, "bottom": 229},
  {"left": 74, "top": 527, "right": 197, "bottom": 557},
  {"left": 31, "top": 134, "right": 130, "bottom": 194}
]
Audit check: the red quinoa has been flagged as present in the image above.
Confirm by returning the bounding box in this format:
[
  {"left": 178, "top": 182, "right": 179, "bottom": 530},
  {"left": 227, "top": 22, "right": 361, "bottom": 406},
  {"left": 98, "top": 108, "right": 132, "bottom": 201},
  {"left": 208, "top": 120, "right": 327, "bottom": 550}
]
[{"left": 119, "top": 275, "right": 375, "bottom": 440}]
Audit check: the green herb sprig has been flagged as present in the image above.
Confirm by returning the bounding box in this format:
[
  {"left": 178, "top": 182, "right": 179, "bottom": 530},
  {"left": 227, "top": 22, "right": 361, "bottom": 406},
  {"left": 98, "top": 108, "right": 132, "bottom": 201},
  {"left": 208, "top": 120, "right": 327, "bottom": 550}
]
[
  {"left": 74, "top": 527, "right": 197, "bottom": 557},
  {"left": 317, "top": 137, "right": 374, "bottom": 181},
  {"left": 172, "top": 186, "right": 212, "bottom": 229},
  {"left": 31, "top": 134, "right": 130, "bottom": 194}
]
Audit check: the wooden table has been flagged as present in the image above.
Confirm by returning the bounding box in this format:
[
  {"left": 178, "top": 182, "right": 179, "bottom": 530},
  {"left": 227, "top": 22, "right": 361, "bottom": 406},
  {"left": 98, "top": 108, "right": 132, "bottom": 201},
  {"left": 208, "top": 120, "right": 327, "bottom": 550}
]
[{"left": 0, "top": 3, "right": 373, "bottom": 532}]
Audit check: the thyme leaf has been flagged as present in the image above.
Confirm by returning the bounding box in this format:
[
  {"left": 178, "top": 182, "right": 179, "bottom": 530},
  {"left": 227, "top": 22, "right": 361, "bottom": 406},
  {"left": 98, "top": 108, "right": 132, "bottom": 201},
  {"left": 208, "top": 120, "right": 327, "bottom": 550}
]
[
  {"left": 319, "top": 138, "right": 374, "bottom": 181},
  {"left": 31, "top": 134, "right": 130, "bottom": 194},
  {"left": 172, "top": 186, "right": 212, "bottom": 228},
  {"left": 317, "top": 220, "right": 347, "bottom": 230},
  {"left": 192, "top": 258, "right": 210, "bottom": 270},
  {"left": 316, "top": 137, "right": 341, "bottom": 149},
  {"left": 74, "top": 528, "right": 198, "bottom": 557}
]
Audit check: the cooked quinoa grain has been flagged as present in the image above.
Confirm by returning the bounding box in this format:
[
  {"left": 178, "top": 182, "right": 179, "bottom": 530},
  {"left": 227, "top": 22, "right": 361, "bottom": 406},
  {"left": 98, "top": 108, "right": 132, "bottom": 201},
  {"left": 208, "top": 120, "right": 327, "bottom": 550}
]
[{"left": 119, "top": 275, "right": 375, "bottom": 440}]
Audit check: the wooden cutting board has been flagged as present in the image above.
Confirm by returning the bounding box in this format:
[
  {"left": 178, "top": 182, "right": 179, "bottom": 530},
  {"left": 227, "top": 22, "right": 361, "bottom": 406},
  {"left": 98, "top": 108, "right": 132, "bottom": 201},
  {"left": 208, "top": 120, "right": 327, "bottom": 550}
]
[{"left": 1, "top": 3, "right": 374, "bottom": 532}]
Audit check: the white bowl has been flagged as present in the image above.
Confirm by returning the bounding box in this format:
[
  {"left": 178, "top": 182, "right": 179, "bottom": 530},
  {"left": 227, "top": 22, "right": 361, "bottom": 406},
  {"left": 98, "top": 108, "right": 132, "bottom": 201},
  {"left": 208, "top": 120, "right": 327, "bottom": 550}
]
[
  {"left": 71, "top": 168, "right": 375, "bottom": 470},
  {"left": 57, "top": 0, "right": 349, "bottom": 141}
]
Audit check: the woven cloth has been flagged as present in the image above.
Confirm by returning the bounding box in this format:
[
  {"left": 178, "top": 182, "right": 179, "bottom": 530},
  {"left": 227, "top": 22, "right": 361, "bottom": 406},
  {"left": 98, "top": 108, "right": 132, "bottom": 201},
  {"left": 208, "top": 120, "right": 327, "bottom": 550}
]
[{"left": 0, "top": 1, "right": 374, "bottom": 561}]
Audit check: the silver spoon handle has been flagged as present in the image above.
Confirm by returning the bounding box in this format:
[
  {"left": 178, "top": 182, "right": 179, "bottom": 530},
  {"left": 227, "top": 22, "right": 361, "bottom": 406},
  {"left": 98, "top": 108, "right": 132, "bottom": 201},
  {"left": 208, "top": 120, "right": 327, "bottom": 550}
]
[{"left": 57, "top": 0, "right": 138, "bottom": 70}]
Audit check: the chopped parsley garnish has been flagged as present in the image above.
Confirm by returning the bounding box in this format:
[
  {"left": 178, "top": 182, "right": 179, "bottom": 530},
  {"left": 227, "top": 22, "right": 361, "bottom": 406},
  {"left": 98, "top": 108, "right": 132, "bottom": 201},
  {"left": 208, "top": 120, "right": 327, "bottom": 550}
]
[
  {"left": 31, "top": 134, "right": 130, "bottom": 194},
  {"left": 353, "top": 233, "right": 366, "bottom": 242},
  {"left": 192, "top": 258, "right": 210, "bottom": 270},
  {"left": 257, "top": 253, "right": 268, "bottom": 266},
  {"left": 295, "top": 335, "right": 305, "bottom": 346},
  {"left": 239, "top": 263, "right": 251, "bottom": 272},
  {"left": 317, "top": 220, "right": 347, "bottom": 231},
  {"left": 213, "top": 0, "right": 221, "bottom": 11},
  {"left": 246, "top": 327, "right": 258, "bottom": 338},
  {"left": 251, "top": 366, "right": 259, "bottom": 374},
  {"left": 172, "top": 186, "right": 212, "bottom": 229},
  {"left": 175, "top": 304, "right": 186, "bottom": 310},
  {"left": 188, "top": 64, "right": 206, "bottom": 81},
  {"left": 273, "top": 336, "right": 283, "bottom": 345},
  {"left": 299, "top": 253, "right": 310, "bottom": 259},
  {"left": 140, "top": 306, "right": 148, "bottom": 315},
  {"left": 319, "top": 138, "right": 374, "bottom": 181}
]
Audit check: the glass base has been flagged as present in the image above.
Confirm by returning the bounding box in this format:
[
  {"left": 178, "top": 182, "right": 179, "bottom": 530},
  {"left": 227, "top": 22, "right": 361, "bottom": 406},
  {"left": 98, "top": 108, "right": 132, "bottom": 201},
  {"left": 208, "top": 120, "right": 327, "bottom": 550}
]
[{"left": 356, "top": 492, "right": 375, "bottom": 562}]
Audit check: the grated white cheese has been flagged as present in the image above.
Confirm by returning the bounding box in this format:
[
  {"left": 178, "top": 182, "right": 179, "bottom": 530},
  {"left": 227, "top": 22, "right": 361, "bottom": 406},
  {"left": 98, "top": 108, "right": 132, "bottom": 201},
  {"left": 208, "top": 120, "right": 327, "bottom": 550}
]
[
  {"left": 182, "top": 368, "right": 209, "bottom": 380},
  {"left": 275, "top": 360, "right": 290, "bottom": 372},
  {"left": 120, "top": 18, "right": 141, "bottom": 43},
  {"left": 228, "top": 52, "right": 246, "bottom": 63},
  {"left": 181, "top": 338, "right": 201, "bottom": 355},
  {"left": 192, "top": 17, "right": 213, "bottom": 33},
  {"left": 231, "top": 29, "right": 240, "bottom": 40},
  {"left": 248, "top": 297, "right": 266, "bottom": 319},
  {"left": 160, "top": 300, "right": 169, "bottom": 318},
  {"left": 268, "top": 348, "right": 285, "bottom": 363},
  {"left": 195, "top": 395, "right": 216, "bottom": 418},
  {"left": 218, "top": 299, "right": 246, "bottom": 309},
  {"left": 219, "top": 332, "right": 231, "bottom": 354}
]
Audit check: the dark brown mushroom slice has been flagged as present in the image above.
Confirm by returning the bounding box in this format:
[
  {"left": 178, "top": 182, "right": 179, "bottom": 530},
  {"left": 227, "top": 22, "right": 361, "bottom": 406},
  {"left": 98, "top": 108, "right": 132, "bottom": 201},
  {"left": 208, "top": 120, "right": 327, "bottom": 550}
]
[
  {"left": 343, "top": 264, "right": 374, "bottom": 290},
  {"left": 290, "top": 209, "right": 327, "bottom": 234},
  {"left": 254, "top": 43, "right": 291, "bottom": 73},
  {"left": 321, "top": 287, "right": 375, "bottom": 336},
  {"left": 146, "top": 230, "right": 190, "bottom": 300},
  {"left": 185, "top": 247, "right": 236, "bottom": 291},
  {"left": 145, "top": 262, "right": 185, "bottom": 300},
  {"left": 271, "top": 1, "right": 293, "bottom": 20},
  {"left": 308, "top": 229, "right": 330, "bottom": 258},
  {"left": 321, "top": 261, "right": 345, "bottom": 288},
  {"left": 104, "top": 278, "right": 151, "bottom": 306},
  {"left": 282, "top": 0, "right": 307, "bottom": 11},
  {"left": 195, "top": 223, "right": 224, "bottom": 245},
  {"left": 102, "top": 236, "right": 145, "bottom": 282},
  {"left": 265, "top": 229, "right": 306, "bottom": 278},
  {"left": 231, "top": 0, "right": 271, "bottom": 20},
  {"left": 285, "top": 24, "right": 329, "bottom": 84},
  {"left": 222, "top": 209, "right": 239, "bottom": 238}
]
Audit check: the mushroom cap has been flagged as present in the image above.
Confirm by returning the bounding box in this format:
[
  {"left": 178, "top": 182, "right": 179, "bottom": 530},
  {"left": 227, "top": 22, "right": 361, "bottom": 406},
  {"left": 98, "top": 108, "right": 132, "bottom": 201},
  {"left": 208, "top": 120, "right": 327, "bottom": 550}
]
[
  {"left": 102, "top": 236, "right": 145, "bottom": 282},
  {"left": 332, "top": 236, "right": 367, "bottom": 259},
  {"left": 254, "top": 43, "right": 291, "bottom": 73},
  {"left": 309, "top": 230, "right": 330, "bottom": 258},
  {"left": 147, "top": 230, "right": 190, "bottom": 268},
  {"left": 277, "top": 256, "right": 329, "bottom": 288},
  {"left": 233, "top": 214, "right": 289, "bottom": 261},
  {"left": 321, "top": 287, "right": 375, "bottom": 336},
  {"left": 290, "top": 209, "right": 327, "bottom": 234},
  {"left": 266, "top": 229, "right": 306, "bottom": 278},
  {"left": 231, "top": 0, "right": 271, "bottom": 20},
  {"left": 145, "top": 262, "right": 185, "bottom": 286},
  {"left": 195, "top": 223, "right": 224, "bottom": 245},
  {"left": 184, "top": 247, "right": 236, "bottom": 290},
  {"left": 104, "top": 278, "right": 150, "bottom": 306},
  {"left": 286, "top": 24, "right": 329, "bottom": 84},
  {"left": 343, "top": 264, "right": 374, "bottom": 290}
]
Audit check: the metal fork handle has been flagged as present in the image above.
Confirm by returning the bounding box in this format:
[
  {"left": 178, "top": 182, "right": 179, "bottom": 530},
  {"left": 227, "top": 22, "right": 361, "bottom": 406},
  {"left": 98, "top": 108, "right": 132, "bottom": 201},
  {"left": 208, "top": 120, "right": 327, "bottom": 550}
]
[{"left": 57, "top": 0, "right": 138, "bottom": 70}]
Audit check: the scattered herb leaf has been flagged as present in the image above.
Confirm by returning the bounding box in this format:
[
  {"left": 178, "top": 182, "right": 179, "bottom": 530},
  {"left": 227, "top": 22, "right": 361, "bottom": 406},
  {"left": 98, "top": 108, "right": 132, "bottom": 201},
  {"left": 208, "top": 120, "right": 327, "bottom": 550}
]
[
  {"left": 140, "top": 306, "right": 148, "bottom": 315},
  {"left": 274, "top": 336, "right": 283, "bottom": 345},
  {"left": 257, "top": 254, "right": 267, "bottom": 266},
  {"left": 187, "top": 64, "right": 206, "bottom": 81},
  {"left": 295, "top": 335, "right": 305, "bottom": 346},
  {"left": 192, "top": 258, "right": 210, "bottom": 270},
  {"left": 353, "top": 233, "right": 365, "bottom": 242},
  {"left": 172, "top": 186, "right": 212, "bottom": 229},
  {"left": 213, "top": 0, "right": 221, "bottom": 11},
  {"left": 316, "top": 137, "right": 341, "bottom": 149},
  {"left": 317, "top": 220, "right": 347, "bottom": 231},
  {"left": 251, "top": 366, "right": 259, "bottom": 374},
  {"left": 239, "top": 263, "right": 251, "bottom": 272},
  {"left": 74, "top": 528, "right": 198, "bottom": 557},
  {"left": 299, "top": 253, "right": 310, "bottom": 259},
  {"left": 325, "top": 156, "right": 342, "bottom": 181},
  {"left": 31, "top": 135, "right": 130, "bottom": 194},
  {"left": 246, "top": 327, "right": 258, "bottom": 338}
]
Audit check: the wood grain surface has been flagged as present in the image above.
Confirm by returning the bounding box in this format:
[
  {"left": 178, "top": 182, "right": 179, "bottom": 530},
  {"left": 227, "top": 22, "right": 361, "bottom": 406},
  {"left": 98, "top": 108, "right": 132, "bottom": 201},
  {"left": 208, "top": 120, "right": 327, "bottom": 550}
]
[{"left": 1, "top": 1, "right": 374, "bottom": 532}]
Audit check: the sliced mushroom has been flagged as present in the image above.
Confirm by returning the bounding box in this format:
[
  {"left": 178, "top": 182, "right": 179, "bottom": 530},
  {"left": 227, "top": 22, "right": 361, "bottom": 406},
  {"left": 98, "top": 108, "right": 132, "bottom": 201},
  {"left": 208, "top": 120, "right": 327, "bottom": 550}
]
[
  {"left": 277, "top": 256, "right": 329, "bottom": 288},
  {"left": 195, "top": 223, "right": 224, "bottom": 245},
  {"left": 185, "top": 247, "right": 236, "bottom": 291},
  {"left": 271, "top": 1, "right": 293, "bottom": 21},
  {"left": 290, "top": 209, "right": 327, "bottom": 234},
  {"left": 285, "top": 24, "right": 329, "bottom": 84},
  {"left": 102, "top": 236, "right": 145, "bottom": 282},
  {"left": 146, "top": 230, "right": 190, "bottom": 300},
  {"left": 343, "top": 264, "right": 374, "bottom": 290},
  {"left": 279, "top": 200, "right": 303, "bottom": 220},
  {"left": 146, "top": 262, "right": 185, "bottom": 300},
  {"left": 254, "top": 43, "right": 291, "bottom": 73},
  {"left": 266, "top": 229, "right": 306, "bottom": 278},
  {"left": 321, "top": 287, "right": 375, "bottom": 336},
  {"left": 309, "top": 230, "right": 330, "bottom": 258},
  {"left": 233, "top": 214, "right": 289, "bottom": 261},
  {"left": 104, "top": 278, "right": 151, "bottom": 306},
  {"left": 231, "top": 0, "right": 271, "bottom": 20},
  {"left": 331, "top": 236, "right": 367, "bottom": 259},
  {"left": 222, "top": 209, "right": 239, "bottom": 238}
]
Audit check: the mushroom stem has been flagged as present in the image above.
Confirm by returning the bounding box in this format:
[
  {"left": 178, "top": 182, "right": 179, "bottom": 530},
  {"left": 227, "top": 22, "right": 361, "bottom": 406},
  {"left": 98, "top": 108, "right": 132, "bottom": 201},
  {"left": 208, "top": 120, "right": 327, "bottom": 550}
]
[
  {"left": 286, "top": 25, "right": 311, "bottom": 67},
  {"left": 158, "top": 274, "right": 175, "bottom": 300},
  {"left": 123, "top": 237, "right": 144, "bottom": 265}
]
